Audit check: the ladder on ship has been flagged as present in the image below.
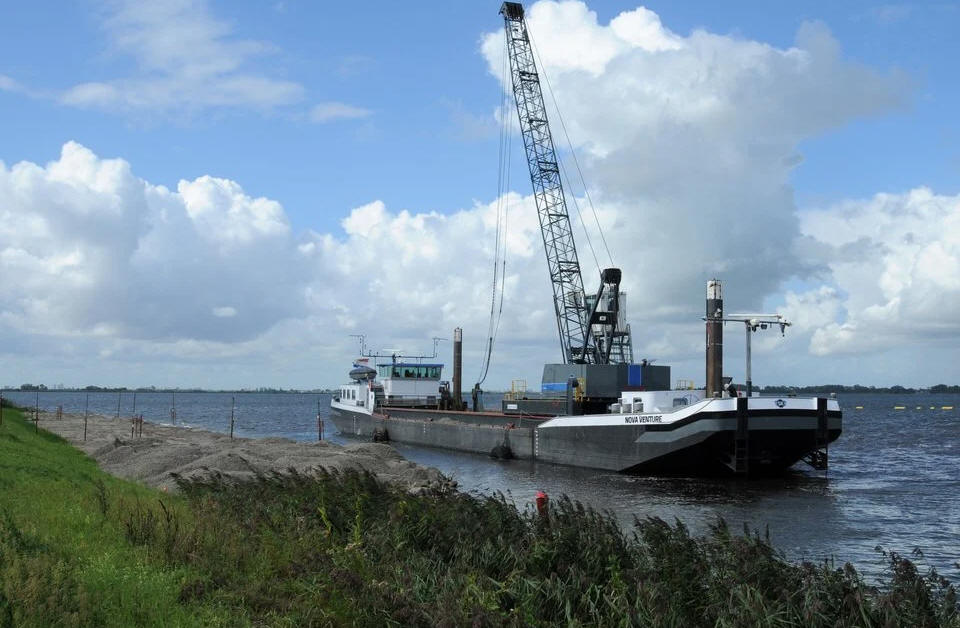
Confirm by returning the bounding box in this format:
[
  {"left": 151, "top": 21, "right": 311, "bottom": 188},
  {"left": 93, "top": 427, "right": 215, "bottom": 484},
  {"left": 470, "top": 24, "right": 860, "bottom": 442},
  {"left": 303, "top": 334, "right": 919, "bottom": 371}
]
[
  {"left": 732, "top": 397, "right": 750, "bottom": 474},
  {"left": 802, "top": 397, "right": 830, "bottom": 471}
]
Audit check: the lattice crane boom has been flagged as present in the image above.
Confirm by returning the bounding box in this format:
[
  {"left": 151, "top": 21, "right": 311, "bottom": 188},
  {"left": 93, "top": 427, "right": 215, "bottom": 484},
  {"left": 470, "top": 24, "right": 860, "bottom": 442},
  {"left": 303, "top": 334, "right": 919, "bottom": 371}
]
[
  {"left": 501, "top": 1, "right": 592, "bottom": 364},
  {"left": 500, "top": 2, "right": 634, "bottom": 365}
]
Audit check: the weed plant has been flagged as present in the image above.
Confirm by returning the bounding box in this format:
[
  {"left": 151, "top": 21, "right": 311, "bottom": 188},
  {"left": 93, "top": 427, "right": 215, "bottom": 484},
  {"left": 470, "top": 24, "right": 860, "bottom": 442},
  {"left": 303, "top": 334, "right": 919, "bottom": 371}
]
[{"left": 120, "top": 468, "right": 958, "bottom": 627}]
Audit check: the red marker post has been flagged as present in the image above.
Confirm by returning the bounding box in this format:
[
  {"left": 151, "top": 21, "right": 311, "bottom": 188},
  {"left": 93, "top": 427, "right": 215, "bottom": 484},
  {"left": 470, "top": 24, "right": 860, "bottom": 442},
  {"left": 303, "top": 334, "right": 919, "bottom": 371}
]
[{"left": 535, "top": 491, "right": 549, "bottom": 520}]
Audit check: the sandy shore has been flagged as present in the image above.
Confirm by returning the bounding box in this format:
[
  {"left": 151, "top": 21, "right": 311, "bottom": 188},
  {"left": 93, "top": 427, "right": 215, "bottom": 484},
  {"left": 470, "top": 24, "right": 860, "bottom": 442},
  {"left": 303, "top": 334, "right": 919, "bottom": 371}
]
[{"left": 34, "top": 411, "right": 455, "bottom": 494}]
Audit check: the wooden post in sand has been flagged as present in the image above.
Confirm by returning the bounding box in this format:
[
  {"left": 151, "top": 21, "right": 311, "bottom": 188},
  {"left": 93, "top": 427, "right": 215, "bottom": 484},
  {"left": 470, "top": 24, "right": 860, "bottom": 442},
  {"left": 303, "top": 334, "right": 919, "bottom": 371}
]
[
  {"left": 84, "top": 394, "right": 89, "bottom": 441},
  {"left": 230, "top": 396, "right": 235, "bottom": 439}
]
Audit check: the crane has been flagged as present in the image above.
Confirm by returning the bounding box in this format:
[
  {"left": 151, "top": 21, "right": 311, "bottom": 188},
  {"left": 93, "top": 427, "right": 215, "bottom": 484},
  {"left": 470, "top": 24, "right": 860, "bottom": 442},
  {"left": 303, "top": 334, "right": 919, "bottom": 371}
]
[{"left": 500, "top": 2, "right": 632, "bottom": 365}]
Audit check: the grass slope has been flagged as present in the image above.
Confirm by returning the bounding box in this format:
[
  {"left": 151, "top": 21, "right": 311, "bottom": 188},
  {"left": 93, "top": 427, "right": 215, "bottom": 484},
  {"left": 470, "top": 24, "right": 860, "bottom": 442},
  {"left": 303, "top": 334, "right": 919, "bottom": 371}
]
[{"left": 0, "top": 404, "right": 230, "bottom": 626}]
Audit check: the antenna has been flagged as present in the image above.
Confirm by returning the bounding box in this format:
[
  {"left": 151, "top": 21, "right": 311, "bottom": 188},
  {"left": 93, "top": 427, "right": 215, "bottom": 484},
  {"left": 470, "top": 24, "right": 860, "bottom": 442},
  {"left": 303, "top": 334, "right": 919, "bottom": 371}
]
[
  {"left": 349, "top": 334, "right": 366, "bottom": 356},
  {"left": 432, "top": 336, "right": 448, "bottom": 358},
  {"left": 352, "top": 334, "right": 446, "bottom": 364}
]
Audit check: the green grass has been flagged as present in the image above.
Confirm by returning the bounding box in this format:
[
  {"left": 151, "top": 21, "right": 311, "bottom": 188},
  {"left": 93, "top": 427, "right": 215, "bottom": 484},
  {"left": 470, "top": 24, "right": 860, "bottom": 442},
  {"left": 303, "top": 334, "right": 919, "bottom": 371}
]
[
  {"left": 0, "top": 403, "right": 232, "bottom": 626},
  {"left": 1, "top": 399, "right": 958, "bottom": 626}
]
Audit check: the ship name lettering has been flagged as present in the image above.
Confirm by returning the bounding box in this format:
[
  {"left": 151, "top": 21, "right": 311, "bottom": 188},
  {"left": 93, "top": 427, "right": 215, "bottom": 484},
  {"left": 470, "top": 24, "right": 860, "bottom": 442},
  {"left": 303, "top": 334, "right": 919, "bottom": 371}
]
[{"left": 624, "top": 415, "right": 662, "bottom": 424}]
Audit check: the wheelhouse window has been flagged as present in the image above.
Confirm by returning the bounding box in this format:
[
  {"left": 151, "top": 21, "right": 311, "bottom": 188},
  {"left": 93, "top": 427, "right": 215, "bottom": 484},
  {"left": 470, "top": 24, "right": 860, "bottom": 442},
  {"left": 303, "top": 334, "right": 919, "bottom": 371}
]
[{"left": 375, "top": 364, "right": 443, "bottom": 379}]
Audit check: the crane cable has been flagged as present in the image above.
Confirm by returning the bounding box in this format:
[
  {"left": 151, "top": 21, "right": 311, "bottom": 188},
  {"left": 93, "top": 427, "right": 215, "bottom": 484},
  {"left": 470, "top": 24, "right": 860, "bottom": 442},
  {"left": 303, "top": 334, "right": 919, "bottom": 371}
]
[
  {"left": 528, "top": 28, "right": 614, "bottom": 273},
  {"left": 477, "top": 37, "right": 512, "bottom": 387}
]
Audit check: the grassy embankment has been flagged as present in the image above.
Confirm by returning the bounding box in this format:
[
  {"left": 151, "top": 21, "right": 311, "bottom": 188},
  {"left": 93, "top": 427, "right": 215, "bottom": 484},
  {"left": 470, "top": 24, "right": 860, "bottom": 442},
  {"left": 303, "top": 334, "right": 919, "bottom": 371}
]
[
  {"left": 0, "top": 401, "right": 230, "bottom": 626},
  {"left": 1, "top": 400, "right": 958, "bottom": 626}
]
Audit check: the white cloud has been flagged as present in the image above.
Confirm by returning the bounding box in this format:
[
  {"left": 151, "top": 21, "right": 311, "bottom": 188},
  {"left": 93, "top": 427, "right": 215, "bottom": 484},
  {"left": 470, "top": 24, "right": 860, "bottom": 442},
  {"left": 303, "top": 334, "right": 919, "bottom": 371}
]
[
  {"left": 0, "top": 142, "right": 551, "bottom": 387},
  {"left": 0, "top": 142, "right": 307, "bottom": 347},
  {"left": 309, "top": 102, "right": 372, "bottom": 123},
  {"left": 477, "top": 1, "right": 911, "bottom": 361},
  {"left": 791, "top": 188, "right": 960, "bottom": 356},
  {"left": 0, "top": 74, "right": 22, "bottom": 92},
  {"left": 59, "top": 0, "right": 304, "bottom": 113}
]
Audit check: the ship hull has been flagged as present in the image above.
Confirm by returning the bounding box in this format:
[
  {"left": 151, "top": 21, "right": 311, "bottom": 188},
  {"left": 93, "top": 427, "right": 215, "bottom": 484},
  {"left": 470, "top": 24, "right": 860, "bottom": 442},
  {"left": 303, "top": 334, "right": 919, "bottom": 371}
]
[{"left": 329, "top": 397, "right": 842, "bottom": 476}]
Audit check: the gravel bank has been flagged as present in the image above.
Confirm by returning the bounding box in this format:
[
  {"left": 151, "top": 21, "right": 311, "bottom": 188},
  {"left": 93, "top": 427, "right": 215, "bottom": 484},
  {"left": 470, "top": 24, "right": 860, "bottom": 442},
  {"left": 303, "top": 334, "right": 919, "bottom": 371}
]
[{"left": 34, "top": 411, "right": 455, "bottom": 494}]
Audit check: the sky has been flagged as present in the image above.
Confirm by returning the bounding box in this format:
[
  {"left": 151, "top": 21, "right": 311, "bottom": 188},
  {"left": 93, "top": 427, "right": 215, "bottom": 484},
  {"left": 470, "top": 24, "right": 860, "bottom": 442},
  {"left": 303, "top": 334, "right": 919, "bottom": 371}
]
[{"left": 1, "top": 0, "right": 958, "bottom": 390}]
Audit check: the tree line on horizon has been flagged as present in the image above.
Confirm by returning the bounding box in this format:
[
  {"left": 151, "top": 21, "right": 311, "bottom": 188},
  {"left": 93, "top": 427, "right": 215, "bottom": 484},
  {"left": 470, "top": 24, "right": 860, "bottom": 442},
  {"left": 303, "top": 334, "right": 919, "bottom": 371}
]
[
  {"left": 758, "top": 384, "right": 960, "bottom": 394},
  {"left": 8, "top": 384, "right": 334, "bottom": 394}
]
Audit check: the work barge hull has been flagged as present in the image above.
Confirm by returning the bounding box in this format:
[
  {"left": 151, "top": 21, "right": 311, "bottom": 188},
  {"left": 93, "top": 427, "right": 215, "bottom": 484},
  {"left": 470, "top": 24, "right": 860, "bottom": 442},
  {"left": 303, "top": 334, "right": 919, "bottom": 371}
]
[{"left": 329, "top": 396, "right": 841, "bottom": 476}]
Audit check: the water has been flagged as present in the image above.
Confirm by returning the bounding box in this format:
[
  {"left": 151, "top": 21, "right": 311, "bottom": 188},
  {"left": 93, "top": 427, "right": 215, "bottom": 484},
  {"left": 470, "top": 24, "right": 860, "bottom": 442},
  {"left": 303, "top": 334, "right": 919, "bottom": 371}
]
[{"left": 4, "top": 389, "right": 958, "bottom": 581}]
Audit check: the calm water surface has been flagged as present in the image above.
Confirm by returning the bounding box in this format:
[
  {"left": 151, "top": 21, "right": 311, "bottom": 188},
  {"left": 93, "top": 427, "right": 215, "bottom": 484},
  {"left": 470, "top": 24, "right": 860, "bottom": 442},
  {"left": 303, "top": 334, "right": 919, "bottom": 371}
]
[{"left": 5, "top": 390, "right": 958, "bottom": 580}]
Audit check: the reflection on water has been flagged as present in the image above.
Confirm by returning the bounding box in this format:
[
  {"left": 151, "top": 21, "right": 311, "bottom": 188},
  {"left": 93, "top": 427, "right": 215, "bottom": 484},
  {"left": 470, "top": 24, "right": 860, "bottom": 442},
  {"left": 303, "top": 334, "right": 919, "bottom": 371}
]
[{"left": 4, "top": 390, "right": 958, "bottom": 581}]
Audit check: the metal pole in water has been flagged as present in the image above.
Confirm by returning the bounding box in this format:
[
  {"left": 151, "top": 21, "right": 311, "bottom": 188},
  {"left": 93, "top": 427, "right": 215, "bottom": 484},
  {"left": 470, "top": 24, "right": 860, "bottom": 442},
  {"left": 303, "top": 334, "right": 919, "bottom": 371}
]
[
  {"left": 84, "top": 393, "right": 89, "bottom": 442},
  {"left": 230, "top": 396, "right": 235, "bottom": 439},
  {"left": 745, "top": 322, "right": 753, "bottom": 398},
  {"left": 453, "top": 327, "right": 463, "bottom": 410},
  {"left": 705, "top": 280, "right": 723, "bottom": 398}
]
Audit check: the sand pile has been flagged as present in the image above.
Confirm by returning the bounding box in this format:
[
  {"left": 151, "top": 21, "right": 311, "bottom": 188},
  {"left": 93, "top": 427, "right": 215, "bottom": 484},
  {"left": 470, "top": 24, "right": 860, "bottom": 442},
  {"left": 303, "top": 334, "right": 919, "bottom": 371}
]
[{"left": 36, "top": 411, "right": 455, "bottom": 494}]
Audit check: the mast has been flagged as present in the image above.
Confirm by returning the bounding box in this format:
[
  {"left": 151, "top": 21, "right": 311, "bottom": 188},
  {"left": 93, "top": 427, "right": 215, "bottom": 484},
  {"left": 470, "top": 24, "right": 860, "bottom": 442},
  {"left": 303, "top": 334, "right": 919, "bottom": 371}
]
[{"left": 500, "top": 2, "right": 592, "bottom": 364}]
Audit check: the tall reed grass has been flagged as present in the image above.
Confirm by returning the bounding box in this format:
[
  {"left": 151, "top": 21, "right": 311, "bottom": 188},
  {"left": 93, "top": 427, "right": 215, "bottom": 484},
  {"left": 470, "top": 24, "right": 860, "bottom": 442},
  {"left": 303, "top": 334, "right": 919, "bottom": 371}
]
[{"left": 114, "top": 468, "right": 959, "bottom": 627}]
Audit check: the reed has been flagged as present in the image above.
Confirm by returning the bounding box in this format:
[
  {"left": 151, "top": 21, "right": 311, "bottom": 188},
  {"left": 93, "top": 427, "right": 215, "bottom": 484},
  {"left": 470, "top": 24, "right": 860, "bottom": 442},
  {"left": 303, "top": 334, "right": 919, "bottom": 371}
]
[{"left": 112, "top": 469, "right": 959, "bottom": 627}]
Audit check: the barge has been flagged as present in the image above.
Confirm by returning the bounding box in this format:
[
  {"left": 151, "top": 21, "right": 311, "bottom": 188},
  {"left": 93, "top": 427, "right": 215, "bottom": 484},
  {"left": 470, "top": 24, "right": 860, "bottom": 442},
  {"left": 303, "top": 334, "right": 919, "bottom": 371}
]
[{"left": 329, "top": 283, "right": 841, "bottom": 477}]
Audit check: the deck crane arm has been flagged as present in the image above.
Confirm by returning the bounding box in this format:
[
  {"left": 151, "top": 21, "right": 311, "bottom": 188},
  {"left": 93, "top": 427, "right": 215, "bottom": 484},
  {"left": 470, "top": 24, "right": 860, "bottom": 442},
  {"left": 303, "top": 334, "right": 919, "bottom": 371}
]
[{"left": 500, "top": 1, "right": 629, "bottom": 365}]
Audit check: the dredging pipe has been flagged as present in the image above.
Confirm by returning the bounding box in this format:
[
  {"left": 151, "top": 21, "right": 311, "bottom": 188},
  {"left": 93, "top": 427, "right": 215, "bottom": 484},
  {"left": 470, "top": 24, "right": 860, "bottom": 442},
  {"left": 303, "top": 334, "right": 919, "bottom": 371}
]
[
  {"left": 453, "top": 327, "right": 463, "bottom": 410},
  {"left": 705, "top": 280, "right": 723, "bottom": 398}
]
